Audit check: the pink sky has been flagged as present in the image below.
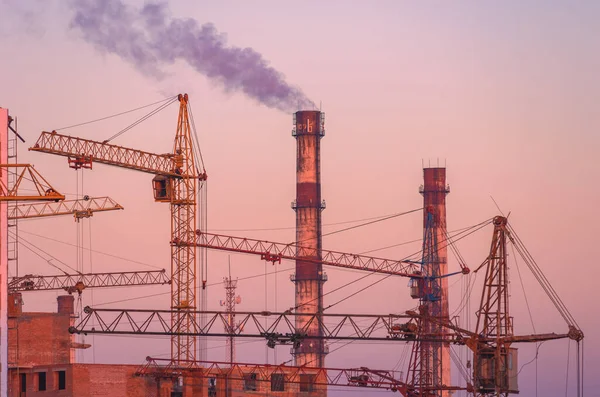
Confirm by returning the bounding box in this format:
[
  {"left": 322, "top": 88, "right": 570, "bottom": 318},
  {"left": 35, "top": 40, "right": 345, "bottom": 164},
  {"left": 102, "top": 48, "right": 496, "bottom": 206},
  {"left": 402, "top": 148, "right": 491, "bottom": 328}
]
[{"left": 1, "top": 1, "right": 599, "bottom": 395}]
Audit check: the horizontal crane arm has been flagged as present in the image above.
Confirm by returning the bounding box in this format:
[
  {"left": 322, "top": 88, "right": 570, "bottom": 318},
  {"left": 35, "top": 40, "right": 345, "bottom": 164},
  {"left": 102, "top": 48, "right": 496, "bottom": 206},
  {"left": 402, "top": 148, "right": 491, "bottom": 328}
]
[
  {"left": 30, "top": 131, "right": 183, "bottom": 176},
  {"left": 9, "top": 270, "right": 170, "bottom": 294},
  {"left": 503, "top": 331, "right": 575, "bottom": 343},
  {"left": 185, "top": 232, "right": 422, "bottom": 277},
  {"left": 8, "top": 196, "right": 123, "bottom": 220},
  {"left": 69, "top": 308, "right": 464, "bottom": 344},
  {"left": 70, "top": 307, "right": 561, "bottom": 347},
  {"left": 0, "top": 164, "right": 65, "bottom": 201}
]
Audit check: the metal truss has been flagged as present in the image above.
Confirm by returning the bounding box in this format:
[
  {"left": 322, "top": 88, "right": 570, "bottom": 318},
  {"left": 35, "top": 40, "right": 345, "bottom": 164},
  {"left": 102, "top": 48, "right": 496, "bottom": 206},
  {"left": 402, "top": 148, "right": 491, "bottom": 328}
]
[
  {"left": 30, "top": 131, "right": 180, "bottom": 176},
  {"left": 70, "top": 307, "right": 572, "bottom": 346},
  {"left": 9, "top": 269, "right": 170, "bottom": 294},
  {"left": 186, "top": 232, "right": 422, "bottom": 277},
  {"left": 69, "top": 308, "right": 455, "bottom": 344},
  {"left": 8, "top": 196, "right": 123, "bottom": 220},
  {"left": 0, "top": 164, "right": 65, "bottom": 201}
]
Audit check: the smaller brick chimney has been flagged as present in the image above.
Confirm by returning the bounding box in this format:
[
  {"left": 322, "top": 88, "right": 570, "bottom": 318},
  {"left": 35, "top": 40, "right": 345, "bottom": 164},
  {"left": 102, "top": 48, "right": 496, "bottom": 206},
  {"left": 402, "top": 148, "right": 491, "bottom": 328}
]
[
  {"left": 57, "top": 295, "right": 75, "bottom": 315},
  {"left": 7, "top": 293, "right": 23, "bottom": 317}
]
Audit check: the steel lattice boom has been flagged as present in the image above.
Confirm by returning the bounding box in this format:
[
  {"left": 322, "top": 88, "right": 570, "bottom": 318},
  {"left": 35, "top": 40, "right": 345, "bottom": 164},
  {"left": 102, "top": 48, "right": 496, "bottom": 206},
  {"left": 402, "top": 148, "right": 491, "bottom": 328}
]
[
  {"left": 8, "top": 270, "right": 170, "bottom": 294},
  {"left": 69, "top": 307, "right": 572, "bottom": 346},
  {"left": 0, "top": 164, "right": 65, "bottom": 201},
  {"left": 8, "top": 196, "right": 123, "bottom": 220},
  {"left": 30, "top": 132, "right": 181, "bottom": 176},
  {"left": 187, "top": 232, "right": 421, "bottom": 277},
  {"left": 71, "top": 307, "right": 426, "bottom": 342}
]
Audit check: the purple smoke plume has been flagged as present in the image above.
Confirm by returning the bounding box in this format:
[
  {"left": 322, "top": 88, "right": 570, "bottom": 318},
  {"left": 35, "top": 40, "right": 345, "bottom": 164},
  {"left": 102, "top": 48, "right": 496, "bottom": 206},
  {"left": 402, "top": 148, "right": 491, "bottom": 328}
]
[{"left": 70, "top": 0, "right": 315, "bottom": 112}]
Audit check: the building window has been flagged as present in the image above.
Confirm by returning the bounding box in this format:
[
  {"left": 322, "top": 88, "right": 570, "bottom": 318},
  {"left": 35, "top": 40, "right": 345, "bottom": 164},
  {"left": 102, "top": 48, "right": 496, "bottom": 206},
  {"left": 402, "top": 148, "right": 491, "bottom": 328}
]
[
  {"left": 271, "top": 373, "right": 285, "bottom": 391},
  {"left": 243, "top": 373, "right": 257, "bottom": 391},
  {"left": 20, "top": 373, "right": 26, "bottom": 393},
  {"left": 56, "top": 370, "right": 66, "bottom": 390},
  {"left": 299, "top": 374, "right": 315, "bottom": 392},
  {"left": 37, "top": 372, "right": 47, "bottom": 391},
  {"left": 208, "top": 378, "right": 217, "bottom": 397}
]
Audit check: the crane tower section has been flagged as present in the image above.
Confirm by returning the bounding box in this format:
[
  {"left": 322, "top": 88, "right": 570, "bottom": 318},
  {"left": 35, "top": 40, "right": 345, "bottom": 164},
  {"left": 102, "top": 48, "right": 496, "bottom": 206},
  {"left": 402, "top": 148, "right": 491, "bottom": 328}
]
[
  {"left": 154, "top": 94, "right": 199, "bottom": 364},
  {"left": 291, "top": 111, "right": 326, "bottom": 369},
  {"left": 473, "top": 216, "right": 518, "bottom": 396},
  {"left": 417, "top": 167, "right": 450, "bottom": 396}
]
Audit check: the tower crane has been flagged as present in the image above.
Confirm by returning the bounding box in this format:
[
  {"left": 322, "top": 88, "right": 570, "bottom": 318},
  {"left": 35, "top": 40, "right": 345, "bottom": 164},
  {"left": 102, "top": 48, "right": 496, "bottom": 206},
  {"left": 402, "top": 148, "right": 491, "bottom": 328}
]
[
  {"left": 470, "top": 216, "right": 583, "bottom": 396},
  {"left": 29, "top": 94, "right": 206, "bottom": 364}
]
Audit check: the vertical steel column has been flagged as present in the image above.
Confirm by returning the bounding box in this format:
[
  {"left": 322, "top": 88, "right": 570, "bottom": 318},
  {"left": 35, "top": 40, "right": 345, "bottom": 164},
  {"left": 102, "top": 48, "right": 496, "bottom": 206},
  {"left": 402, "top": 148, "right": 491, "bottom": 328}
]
[
  {"left": 170, "top": 94, "right": 198, "bottom": 365},
  {"left": 292, "top": 111, "right": 326, "bottom": 368},
  {"left": 420, "top": 167, "right": 450, "bottom": 396}
]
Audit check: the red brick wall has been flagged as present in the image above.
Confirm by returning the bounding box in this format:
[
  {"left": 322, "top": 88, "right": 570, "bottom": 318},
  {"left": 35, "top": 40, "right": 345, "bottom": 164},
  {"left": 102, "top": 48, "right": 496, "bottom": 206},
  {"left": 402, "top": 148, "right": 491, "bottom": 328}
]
[
  {"left": 9, "top": 364, "right": 159, "bottom": 397},
  {"left": 72, "top": 364, "right": 158, "bottom": 397},
  {"left": 9, "top": 365, "right": 70, "bottom": 397},
  {"left": 9, "top": 312, "right": 71, "bottom": 367}
]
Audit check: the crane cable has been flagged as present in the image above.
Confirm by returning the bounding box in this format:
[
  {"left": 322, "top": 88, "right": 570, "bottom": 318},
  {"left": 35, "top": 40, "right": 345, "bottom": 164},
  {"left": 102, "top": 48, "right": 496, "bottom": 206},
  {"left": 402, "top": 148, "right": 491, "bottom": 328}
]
[
  {"left": 17, "top": 229, "right": 164, "bottom": 270},
  {"left": 292, "top": 218, "right": 492, "bottom": 313},
  {"left": 296, "top": 208, "right": 422, "bottom": 245},
  {"left": 510, "top": 242, "right": 538, "bottom": 395},
  {"left": 9, "top": 230, "right": 80, "bottom": 274},
  {"left": 187, "top": 98, "right": 209, "bottom": 361},
  {"left": 506, "top": 224, "right": 580, "bottom": 330},
  {"left": 102, "top": 96, "right": 179, "bottom": 143},
  {"left": 210, "top": 211, "right": 418, "bottom": 233},
  {"left": 54, "top": 96, "right": 178, "bottom": 131}
]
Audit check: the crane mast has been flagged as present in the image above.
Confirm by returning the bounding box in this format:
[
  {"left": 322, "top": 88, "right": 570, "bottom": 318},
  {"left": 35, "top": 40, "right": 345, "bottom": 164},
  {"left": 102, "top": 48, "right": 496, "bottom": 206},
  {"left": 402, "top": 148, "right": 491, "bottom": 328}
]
[
  {"left": 167, "top": 95, "right": 198, "bottom": 363},
  {"left": 473, "top": 216, "right": 516, "bottom": 396},
  {"left": 407, "top": 210, "right": 444, "bottom": 396}
]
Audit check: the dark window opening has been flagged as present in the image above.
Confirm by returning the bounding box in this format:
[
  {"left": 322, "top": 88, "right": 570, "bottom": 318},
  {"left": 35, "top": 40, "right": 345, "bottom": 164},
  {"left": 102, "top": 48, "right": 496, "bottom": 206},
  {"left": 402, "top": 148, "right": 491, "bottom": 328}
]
[
  {"left": 57, "top": 370, "right": 66, "bottom": 390},
  {"left": 37, "top": 372, "right": 47, "bottom": 391},
  {"left": 20, "top": 373, "right": 26, "bottom": 393},
  {"left": 243, "top": 373, "right": 257, "bottom": 391},
  {"left": 271, "top": 373, "right": 285, "bottom": 391},
  {"left": 299, "top": 374, "right": 315, "bottom": 393},
  {"left": 208, "top": 378, "right": 217, "bottom": 397}
]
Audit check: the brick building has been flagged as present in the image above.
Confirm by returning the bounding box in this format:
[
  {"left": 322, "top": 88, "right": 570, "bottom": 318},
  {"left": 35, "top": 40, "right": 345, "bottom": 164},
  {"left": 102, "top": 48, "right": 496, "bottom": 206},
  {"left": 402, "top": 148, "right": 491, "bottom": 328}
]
[
  {"left": 7, "top": 293, "right": 160, "bottom": 396},
  {"left": 6, "top": 293, "right": 324, "bottom": 397}
]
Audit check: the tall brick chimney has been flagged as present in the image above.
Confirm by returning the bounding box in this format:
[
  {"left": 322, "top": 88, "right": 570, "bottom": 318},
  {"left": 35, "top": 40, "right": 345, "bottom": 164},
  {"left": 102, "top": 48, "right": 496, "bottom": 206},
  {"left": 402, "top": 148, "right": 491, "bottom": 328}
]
[{"left": 291, "top": 111, "right": 326, "bottom": 368}]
